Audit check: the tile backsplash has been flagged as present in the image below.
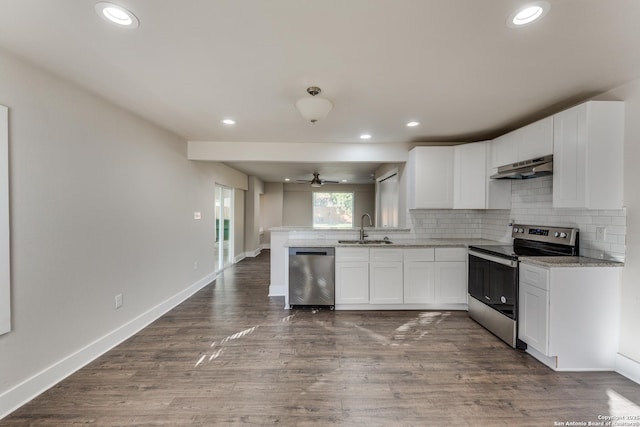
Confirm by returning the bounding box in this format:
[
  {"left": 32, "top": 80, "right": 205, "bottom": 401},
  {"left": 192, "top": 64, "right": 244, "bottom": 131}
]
[{"left": 409, "top": 175, "right": 626, "bottom": 261}]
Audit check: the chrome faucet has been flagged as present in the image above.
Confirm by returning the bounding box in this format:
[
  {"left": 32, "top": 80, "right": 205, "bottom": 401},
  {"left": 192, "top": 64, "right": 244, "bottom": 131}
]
[{"left": 360, "top": 213, "right": 372, "bottom": 241}]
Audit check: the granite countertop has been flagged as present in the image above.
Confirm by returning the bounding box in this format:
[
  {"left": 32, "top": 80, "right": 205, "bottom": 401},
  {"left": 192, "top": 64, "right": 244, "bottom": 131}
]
[
  {"left": 283, "top": 238, "right": 504, "bottom": 248},
  {"left": 519, "top": 256, "right": 624, "bottom": 268},
  {"left": 271, "top": 226, "right": 411, "bottom": 233}
]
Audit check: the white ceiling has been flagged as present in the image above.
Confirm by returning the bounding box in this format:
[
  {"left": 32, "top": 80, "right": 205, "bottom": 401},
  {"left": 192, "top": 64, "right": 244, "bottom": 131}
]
[{"left": 1, "top": 0, "right": 640, "bottom": 183}]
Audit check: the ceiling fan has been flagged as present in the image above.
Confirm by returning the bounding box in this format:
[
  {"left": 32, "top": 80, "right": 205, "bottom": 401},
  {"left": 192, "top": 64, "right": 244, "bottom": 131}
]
[{"left": 297, "top": 172, "right": 339, "bottom": 187}]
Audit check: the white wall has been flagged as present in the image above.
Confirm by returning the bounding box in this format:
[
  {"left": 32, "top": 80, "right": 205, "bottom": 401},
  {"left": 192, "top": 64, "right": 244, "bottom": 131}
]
[
  {"left": 233, "top": 189, "right": 245, "bottom": 261},
  {"left": 244, "top": 176, "right": 264, "bottom": 256},
  {"left": 598, "top": 78, "right": 640, "bottom": 366},
  {"left": 0, "top": 49, "right": 248, "bottom": 415},
  {"left": 260, "top": 182, "right": 284, "bottom": 246}
]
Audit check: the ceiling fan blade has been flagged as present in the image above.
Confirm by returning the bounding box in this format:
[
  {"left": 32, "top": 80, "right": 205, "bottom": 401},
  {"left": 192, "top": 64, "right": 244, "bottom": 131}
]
[
  {"left": 322, "top": 180, "right": 340, "bottom": 184},
  {"left": 296, "top": 179, "right": 311, "bottom": 182}
]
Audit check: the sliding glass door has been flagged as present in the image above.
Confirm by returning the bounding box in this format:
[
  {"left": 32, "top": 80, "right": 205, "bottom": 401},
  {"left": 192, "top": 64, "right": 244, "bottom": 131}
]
[{"left": 214, "top": 185, "right": 233, "bottom": 272}]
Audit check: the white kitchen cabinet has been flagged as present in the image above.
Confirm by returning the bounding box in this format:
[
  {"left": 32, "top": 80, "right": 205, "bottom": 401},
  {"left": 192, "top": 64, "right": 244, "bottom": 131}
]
[
  {"left": 335, "top": 248, "right": 369, "bottom": 304},
  {"left": 434, "top": 248, "right": 467, "bottom": 304},
  {"left": 408, "top": 143, "right": 509, "bottom": 210},
  {"left": 485, "top": 141, "right": 512, "bottom": 209},
  {"left": 453, "top": 142, "right": 487, "bottom": 209},
  {"left": 370, "top": 248, "right": 403, "bottom": 304},
  {"left": 406, "top": 146, "right": 454, "bottom": 209},
  {"left": 518, "top": 116, "right": 554, "bottom": 161},
  {"left": 552, "top": 101, "right": 624, "bottom": 209},
  {"left": 335, "top": 246, "right": 467, "bottom": 309},
  {"left": 519, "top": 264, "right": 550, "bottom": 355},
  {"left": 403, "top": 248, "right": 436, "bottom": 303},
  {"left": 518, "top": 262, "right": 622, "bottom": 371},
  {"left": 491, "top": 133, "right": 517, "bottom": 170},
  {"left": 434, "top": 261, "right": 466, "bottom": 304},
  {"left": 491, "top": 117, "right": 554, "bottom": 170}
]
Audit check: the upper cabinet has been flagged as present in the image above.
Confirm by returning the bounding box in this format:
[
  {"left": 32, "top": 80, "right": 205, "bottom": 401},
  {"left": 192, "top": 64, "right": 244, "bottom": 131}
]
[
  {"left": 491, "top": 133, "right": 517, "bottom": 169},
  {"left": 407, "top": 146, "right": 454, "bottom": 209},
  {"left": 454, "top": 141, "right": 510, "bottom": 209},
  {"left": 552, "top": 101, "right": 624, "bottom": 209},
  {"left": 453, "top": 142, "right": 486, "bottom": 209},
  {"left": 490, "top": 116, "right": 554, "bottom": 169},
  {"left": 485, "top": 142, "right": 512, "bottom": 209},
  {"left": 518, "top": 116, "right": 554, "bottom": 161},
  {"left": 407, "top": 143, "right": 510, "bottom": 210}
]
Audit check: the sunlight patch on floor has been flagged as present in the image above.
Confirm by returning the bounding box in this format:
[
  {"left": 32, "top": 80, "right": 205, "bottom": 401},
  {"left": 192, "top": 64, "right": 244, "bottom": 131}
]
[
  {"left": 195, "top": 325, "right": 259, "bottom": 367},
  {"left": 607, "top": 388, "right": 640, "bottom": 416}
]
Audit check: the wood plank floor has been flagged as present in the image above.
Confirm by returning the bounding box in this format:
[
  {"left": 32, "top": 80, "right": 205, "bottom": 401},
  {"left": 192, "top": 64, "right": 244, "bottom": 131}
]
[{"left": 3, "top": 250, "right": 640, "bottom": 426}]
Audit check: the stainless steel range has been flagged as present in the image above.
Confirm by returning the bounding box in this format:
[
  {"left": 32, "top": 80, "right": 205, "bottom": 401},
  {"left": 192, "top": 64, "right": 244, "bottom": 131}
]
[{"left": 467, "top": 224, "right": 579, "bottom": 348}]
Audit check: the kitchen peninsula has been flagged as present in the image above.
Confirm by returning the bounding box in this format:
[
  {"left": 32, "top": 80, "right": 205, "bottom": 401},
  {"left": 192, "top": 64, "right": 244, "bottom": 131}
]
[{"left": 269, "top": 226, "right": 502, "bottom": 310}]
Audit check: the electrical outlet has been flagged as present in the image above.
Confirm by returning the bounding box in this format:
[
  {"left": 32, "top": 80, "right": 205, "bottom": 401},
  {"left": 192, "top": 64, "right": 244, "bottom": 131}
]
[
  {"left": 115, "top": 293, "right": 123, "bottom": 309},
  {"left": 194, "top": 211, "right": 201, "bottom": 220},
  {"left": 596, "top": 227, "right": 607, "bottom": 241}
]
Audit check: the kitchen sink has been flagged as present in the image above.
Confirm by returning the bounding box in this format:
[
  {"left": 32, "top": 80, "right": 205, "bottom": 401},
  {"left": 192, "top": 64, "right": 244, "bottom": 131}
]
[{"left": 338, "top": 239, "right": 393, "bottom": 245}]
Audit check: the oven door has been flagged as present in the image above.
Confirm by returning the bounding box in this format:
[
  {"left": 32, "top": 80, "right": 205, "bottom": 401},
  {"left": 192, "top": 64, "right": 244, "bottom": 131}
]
[{"left": 468, "top": 250, "right": 518, "bottom": 320}]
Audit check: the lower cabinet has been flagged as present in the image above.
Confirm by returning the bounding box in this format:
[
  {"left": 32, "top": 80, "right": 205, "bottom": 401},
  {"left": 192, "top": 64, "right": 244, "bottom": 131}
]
[
  {"left": 335, "top": 248, "right": 369, "bottom": 304},
  {"left": 519, "top": 281, "right": 549, "bottom": 355},
  {"left": 403, "top": 248, "right": 436, "bottom": 303},
  {"left": 404, "top": 261, "right": 436, "bottom": 303},
  {"left": 434, "top": 261, "right": 467, "bottom": 304},
  {"left": 335, "top": 246, "right": 467, "bottom": 308},
  {"left": 518, "top": 262, "right": 622, "bottom": 371},
  {"left": 370, "top": 249, "right": 403, "bottom": 304}
]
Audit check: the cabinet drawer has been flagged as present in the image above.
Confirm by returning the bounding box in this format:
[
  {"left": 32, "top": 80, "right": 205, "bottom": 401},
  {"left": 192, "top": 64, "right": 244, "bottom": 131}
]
[
  {"left": 435, "top": 247, "right": 467, "bottom": 262},
  {"left": 403, "top": 248, "right": 435, "bottom": 262},
  {"left": 519, "top": 263, "right": 549, "bottom": 291},
  {"left": 336, "top": 247, "right": 369, "bottom": 262},
  {"left": 370, "top": 248, "right": 403, "bottom": 262}
]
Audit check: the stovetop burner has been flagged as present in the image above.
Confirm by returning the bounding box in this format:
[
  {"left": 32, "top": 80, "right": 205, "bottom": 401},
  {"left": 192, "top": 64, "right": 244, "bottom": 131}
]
[{"left": 469, "top": 224, "right": 579, "bottom": 259}]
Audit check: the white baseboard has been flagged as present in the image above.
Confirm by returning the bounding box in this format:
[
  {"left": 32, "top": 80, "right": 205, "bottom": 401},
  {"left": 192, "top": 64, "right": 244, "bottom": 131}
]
[
  {"left": 244, "top": 248, "right": 261, "bottom": 258},
  {"left": 0, "top": 271, "right": 217, "bottom": 420},
  {"left": 616, "top": 353, "right": 640, "bottom": 385},
  {"left": 261, "top": 243, "right": 270, "bottom": 250},
  {"left": 233, "top": 254, "right": 246, "bottom": 263},
  {"left": 268, "top": 284, "right": 286, "bottom": 296}
]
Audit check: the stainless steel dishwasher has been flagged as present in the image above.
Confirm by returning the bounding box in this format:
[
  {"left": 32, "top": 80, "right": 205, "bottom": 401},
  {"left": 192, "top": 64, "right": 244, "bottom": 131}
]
[{"left": 288, "top": 247, "right": 335, "bottom": 308}]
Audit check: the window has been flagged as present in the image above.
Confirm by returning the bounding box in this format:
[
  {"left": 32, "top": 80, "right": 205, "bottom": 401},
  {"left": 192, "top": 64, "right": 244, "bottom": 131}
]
[{"left": 313, "top": 192, "right": 354, "bottom": 228}]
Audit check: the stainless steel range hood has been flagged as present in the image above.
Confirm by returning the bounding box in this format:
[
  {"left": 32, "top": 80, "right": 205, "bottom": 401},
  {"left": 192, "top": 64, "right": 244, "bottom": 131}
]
[{"left": 490, "top": 155, "right": 553, "bottom": 180}]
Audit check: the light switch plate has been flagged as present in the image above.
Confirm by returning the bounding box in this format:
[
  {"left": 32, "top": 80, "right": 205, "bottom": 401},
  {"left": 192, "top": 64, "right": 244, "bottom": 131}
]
[
  {"left": 115, "top": 294, "right": 123, "bottom": 309},
  {"left": 194, "top": 211, "right": 201, "bottom": 220}
]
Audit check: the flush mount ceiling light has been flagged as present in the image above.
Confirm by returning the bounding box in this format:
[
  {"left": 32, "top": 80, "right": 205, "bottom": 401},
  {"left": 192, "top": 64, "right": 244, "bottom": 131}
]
[
  {"left": 221, "top": 119, "right": 236, "bottom": 125},
  {"left": 406, "top": 121, "right": 420, "bottom": 127},
  {"left": 295, "top": 87, "right": 333, "bottom": 123},
  {"left": 360, "top": 133, "right": 372, "bottom": 140},
  {"left": 95, "top": 2, "right": 139, "bottom": 28},
  {"left": 508, "top": 1, "right": 550, "bottom": 28}
]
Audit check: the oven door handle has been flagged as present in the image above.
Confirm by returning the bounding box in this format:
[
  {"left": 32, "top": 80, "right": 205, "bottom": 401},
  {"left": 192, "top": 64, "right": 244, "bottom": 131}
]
[{"left": 468, "top": 250, "right": 518, "bottom": 268}]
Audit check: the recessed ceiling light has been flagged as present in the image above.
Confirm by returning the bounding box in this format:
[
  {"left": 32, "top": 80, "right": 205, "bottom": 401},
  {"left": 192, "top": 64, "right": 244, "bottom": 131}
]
[
  {"left": 360, "top": 134, "right": 372, "bottom": 140},
  {"left": 508, "top": 1, "right": 550, "bottom": 27},
  {"left": 222, "top": 119, "right": 236, "bottom": 125},
  {"left": 406, "top": 121, "right": 420, "bottom": 127},
  {"left": 284, "top": 178, "right": 291, "bottom": 182},
  {"left": 341, "top": 179, "right": 348, "bottom": 183},
  {"left": 95, "top": 2, "right": 139, "bottom": 28}
]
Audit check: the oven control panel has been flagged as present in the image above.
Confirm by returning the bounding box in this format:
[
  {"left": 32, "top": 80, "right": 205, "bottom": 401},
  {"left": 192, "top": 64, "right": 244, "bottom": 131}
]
[{"left": 512, "top": 224, "right": 578, "bottom": 246}]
